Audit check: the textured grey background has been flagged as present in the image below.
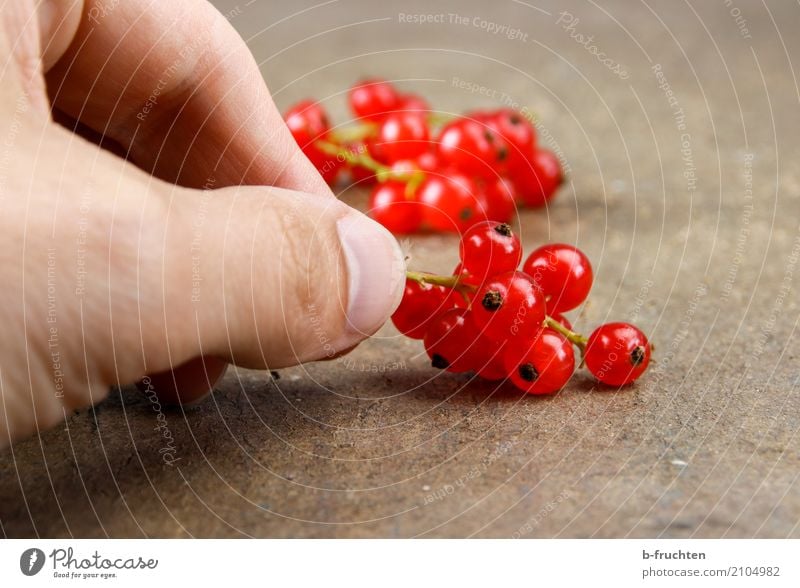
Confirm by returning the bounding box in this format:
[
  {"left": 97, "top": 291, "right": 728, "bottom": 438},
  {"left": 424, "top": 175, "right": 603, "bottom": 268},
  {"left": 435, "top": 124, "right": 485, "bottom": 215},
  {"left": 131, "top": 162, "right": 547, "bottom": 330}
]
[{"left": 2, "top": 0, "right": 799, "bottom": 538}]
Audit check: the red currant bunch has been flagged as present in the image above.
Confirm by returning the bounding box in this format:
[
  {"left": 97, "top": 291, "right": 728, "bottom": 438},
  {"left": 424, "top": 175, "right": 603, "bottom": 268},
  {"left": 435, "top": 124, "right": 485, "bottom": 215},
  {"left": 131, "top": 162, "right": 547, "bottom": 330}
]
[
  {"left": 283, "top": 79, "right": 565, "bottom": 234},
  {"left": 392, "top": 222, "right": 653, "bottom": 394}
]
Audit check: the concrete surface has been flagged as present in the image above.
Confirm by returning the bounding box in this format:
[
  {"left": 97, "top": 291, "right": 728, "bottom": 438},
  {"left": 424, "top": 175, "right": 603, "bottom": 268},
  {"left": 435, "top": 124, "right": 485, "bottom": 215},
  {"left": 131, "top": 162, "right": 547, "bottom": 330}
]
[{"left": 2, "top": 0, "right": 800, "bottom": 538}]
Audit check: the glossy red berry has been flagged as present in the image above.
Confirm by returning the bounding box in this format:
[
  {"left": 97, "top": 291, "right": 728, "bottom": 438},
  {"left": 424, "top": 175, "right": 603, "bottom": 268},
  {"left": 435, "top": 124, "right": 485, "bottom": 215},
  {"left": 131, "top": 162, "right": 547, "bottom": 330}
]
[
  {"left": 391, "top": 279, "right": 451, "bottom": 340},
  {"left": 285, "top": 98, "right": 329, "bottom": 137},
  {"left": 373, "top": 112, "right": 430, "bottom": 162},
  {"left": 418, "top": 171, "right": 484, "bottom": 233},
  {"left": 489, "top": 109, "right": 536, "bottom": 169},
  {"left": 481, "top": 177, "right": 517, "bottom": 223},
  {"left": 472, "top": 336, "right": 509, "bottom": 381},
  {"left": 513, "top": 149, "right": 563, "bottom": 207},
  {"left": 415, "top": 151, "right": 439, "bottom": 172},
  {"left": 349, "top": 78, "right": 399, "bottom": 121},
  {"left": 368, "top": 182, "right": 421, "bottom": 234},
  {"left": 436, "top": 117, "right": 509, "bottom": 179},
  {"left": 471, "top": 271, "right": 546, "bottom": 342},
  {"left": 459, "top": 221, "right": 522, "bottom": 279},
  {"left": 284, "top": 100, "right": 341, "bottom": 184},
  {"left": 523, "top": 244, "right": 593, "bottom": 314},
  {"left": 584, "top": 323, "right": 651, "bottom": 386},
  {"left": 423, "top": 309, "right": 480, "bottom": 372},
  {"left": 504, "top": 329, "right": 575, "bottom": 394}
]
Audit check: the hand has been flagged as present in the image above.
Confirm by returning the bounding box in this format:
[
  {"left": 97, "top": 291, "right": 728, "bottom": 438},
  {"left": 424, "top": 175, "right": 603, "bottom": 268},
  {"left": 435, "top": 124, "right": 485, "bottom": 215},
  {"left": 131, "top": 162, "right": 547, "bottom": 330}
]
[{"left": 0, "top": 0, "right": 405, "bottom": 448}]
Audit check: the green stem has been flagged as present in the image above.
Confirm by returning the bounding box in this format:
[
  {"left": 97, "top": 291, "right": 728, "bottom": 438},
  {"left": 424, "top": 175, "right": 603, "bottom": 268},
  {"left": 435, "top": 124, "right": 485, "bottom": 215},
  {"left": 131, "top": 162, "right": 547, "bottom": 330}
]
[
  {"left": 405, "top": 271, "right": 477, "bottom": 305},
  {"left": 315, "top": 140, "right": 389, "bottom": 173},
  {"left": 315, "top": 140, "right": 427, "bottom": 189},
  {"left": 544, "top": 316, "right": 588, "bottom": 351},
  {"left": 328, "top": 122, "right": 378, "bottom": 143}
]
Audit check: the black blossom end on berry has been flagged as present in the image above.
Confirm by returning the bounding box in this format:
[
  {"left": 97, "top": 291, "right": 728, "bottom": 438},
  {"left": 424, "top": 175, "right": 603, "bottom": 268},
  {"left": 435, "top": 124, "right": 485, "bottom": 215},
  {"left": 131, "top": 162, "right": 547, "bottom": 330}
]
[
  {"left": 497, "top": 147, "right": 508, "bottom": 162},
  {"left": 630, "top": 346, "right": 646, "bottom": 366},
  {"left": 494, "top": 223, "right": 513, "bottom": 238},
  {"left": 459, "top": 208, "right": 474, "bottom": 221},
  {"left": 518, "top": 363, "right": 539, "bottom": 382},
  {"left": 431, "top": 354, "right": 450, "bottom": 370},
  {"left": 509, "top": 114, "right": 521, "bottom": 125},
  {"left": 482, "top": 290, "right": 503, "bottom": 311}
]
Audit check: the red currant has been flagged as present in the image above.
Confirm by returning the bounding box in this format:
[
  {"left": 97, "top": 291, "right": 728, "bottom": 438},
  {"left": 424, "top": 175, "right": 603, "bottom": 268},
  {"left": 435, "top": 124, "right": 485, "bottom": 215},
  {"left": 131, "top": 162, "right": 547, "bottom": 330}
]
[
  {"left": 284, "top": 100, "right": 341, "bottom": 184},
  {"left": 436, "top": 117, "right": 508, "bottom": 179},
  {"left": 415, "top": 150, "right": 439, "bottom": 172},
  {"left": 459, "top": 221, "right": 522, "bottom": 279},
  {"left": 489, "top": 109, "right": 536, "bottom": 169},
  {"left": 504, "top": 329, "right": 575, "bottom": 394},
  {"left": 418, "top": 171, "right": 484, "bottom": 233},
  {"left": 423, "top": 309, "right": 480, "bottom": 372},
  {"left": 349, "top": 78, "right": 399, "bottom": 121},
  {"left": 584, "top": 322, "right": 651, "bottom": 386},
  {"left": 285, "top": 98, "right": 329, "bottom": 136},
  {"left": 523, "top": 244, "right": 593, "bottom": 314},
  {"left": 373, "top": 112, "right": 430, "bottom": 162},
  {"left": 471, "top": 271, "right": 546, "bottom": 342},
  {"left": 513, "top": 149, "right": 563, "bottom": 207},
  {"left": 481, "top": 177, "right": 517, "bottom": 223},
  {"left": 391, "top": 278, "right": 450, "bottom": 339},
  {"left": 368, "top": 182, "right": 421, "bottom": 234},
  {"left": 471, "top": 336, "right": 509, "bottom": 380}
]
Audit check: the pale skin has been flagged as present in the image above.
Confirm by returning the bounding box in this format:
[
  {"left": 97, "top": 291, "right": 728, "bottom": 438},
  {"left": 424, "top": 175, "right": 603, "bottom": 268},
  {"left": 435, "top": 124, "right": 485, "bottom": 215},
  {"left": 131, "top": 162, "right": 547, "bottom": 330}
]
[{"left": 0, "top": 0, "right": 405, "bottom": 448}]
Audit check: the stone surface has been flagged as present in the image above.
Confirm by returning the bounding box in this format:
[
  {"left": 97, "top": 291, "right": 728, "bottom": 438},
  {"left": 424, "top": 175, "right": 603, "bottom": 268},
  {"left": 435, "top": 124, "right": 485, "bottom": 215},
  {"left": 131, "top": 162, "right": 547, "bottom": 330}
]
[{"left": 2, "top": 0, "right": 799, "bottom": 538}]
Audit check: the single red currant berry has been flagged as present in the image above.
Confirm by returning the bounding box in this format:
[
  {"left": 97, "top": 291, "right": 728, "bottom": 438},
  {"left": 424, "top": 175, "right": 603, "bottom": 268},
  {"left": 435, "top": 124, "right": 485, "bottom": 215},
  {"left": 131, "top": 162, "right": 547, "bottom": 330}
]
[
  {"left": 284, "top": 100, "right": 341, "bottom": 184},
  {"left": 284, "top": 100, "right": 329, "bottom": 144},
  {"left": 436, "top": 117, "right": 509, "bottom": 179},
  {"left": 423, "top": 309, "right": 480, "bottom": 372},
  {"left": 391, "top": 279, "right": 449, "bottom": 339},
  {"left": 368, "top": 182, "right": 421, "bottom": 234},
  {"left": 349, "top": 78, "right": 399, "bottom": 120},
  {"left": 373, "top": 112, "right": 430, "bottom": 163},
  {"left": 512, "top": 149, "right": 563, "bottom": 207},
  {"left": 480, "top": 177, "right": 517, "bottom": 223},
  {"left": 418, "top": 171, "right": 484, "bottom": 233},
  {"left": 415, "top": 150, "right": 439, "bottom": 172},
  {"left": 584, "top": 322, "right": 651, "bottom": 386},
  {"left": 488, "top": 109, "right": 536, "bottom": 169},
  {"left": 472, "top": 336, "right": 510, "bottom": 381},
  {"left": 471, "top": 271, "right": 546, "bottom": 342},
  {"left": 504, "top": 329, "right": 575, "bottom": 394},
  {"left": 459, "top": 220, "right": 522, "bottom": 280},
  {"left": 523, "top": 243, "right": 593, "bottom": 314}
]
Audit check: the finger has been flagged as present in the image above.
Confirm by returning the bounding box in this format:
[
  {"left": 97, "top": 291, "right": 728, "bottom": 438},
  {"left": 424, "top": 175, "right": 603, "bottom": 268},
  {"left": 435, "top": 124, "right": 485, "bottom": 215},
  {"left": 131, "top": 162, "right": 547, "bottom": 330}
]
[
  {"left": 166, "top": 186, "right": 406, "bottom": 369},
  {"left": 43, "top": 0, "right": 327, "bottom": 195},
  {"left": 39, "top": 0, "right": 334, "bottom": 403},
  {"left": 140, "top": 356, "right": 227, "bottom": 406}
]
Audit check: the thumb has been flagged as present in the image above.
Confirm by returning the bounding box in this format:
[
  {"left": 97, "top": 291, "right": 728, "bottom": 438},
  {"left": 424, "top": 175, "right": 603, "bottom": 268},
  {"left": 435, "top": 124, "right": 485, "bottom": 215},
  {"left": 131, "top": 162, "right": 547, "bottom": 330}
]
[{"left": 167, "top": 186, "right": 406, "bottom": 369}]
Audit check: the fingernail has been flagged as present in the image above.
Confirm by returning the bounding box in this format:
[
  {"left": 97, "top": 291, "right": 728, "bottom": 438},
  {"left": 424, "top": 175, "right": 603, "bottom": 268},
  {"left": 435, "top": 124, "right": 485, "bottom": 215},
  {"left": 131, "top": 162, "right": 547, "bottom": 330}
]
[{"left": 337, "top": 212, "right": 405, "bottom": 343}]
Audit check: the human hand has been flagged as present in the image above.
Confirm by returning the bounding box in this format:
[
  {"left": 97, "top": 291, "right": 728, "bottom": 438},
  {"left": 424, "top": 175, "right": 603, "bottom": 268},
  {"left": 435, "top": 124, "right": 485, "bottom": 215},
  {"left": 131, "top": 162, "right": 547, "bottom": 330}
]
[{"left": 0, "top": 0, "right": 405, "bottom": 448}]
